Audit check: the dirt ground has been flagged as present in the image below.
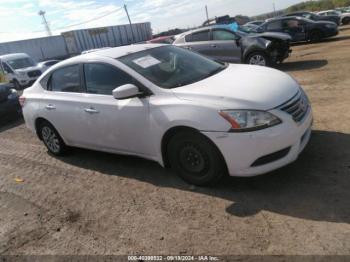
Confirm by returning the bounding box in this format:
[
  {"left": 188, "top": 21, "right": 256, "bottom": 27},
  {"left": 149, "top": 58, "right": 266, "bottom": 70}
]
[{"left": 0, "top": 26, "right": 350, "bottom": 256}]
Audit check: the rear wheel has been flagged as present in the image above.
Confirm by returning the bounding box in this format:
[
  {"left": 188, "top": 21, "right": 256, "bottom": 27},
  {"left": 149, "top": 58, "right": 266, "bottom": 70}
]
[
  {"left": 342, "top": 17, "right": 350, "bottom": 25},
  {"left": 309, "top": 30, "right": 322, "bottom": 43},
  {"left": 38, "top": 121, "right": 66, "bottom": 156},
  {"left": 167, "top": 131, "right": 226, "bottom": 186},
  {"left": 245, "top": 52, "right": 270, "bottom": 67}
]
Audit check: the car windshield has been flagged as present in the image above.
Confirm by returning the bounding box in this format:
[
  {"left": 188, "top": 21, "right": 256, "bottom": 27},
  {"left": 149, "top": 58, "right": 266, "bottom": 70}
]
[
  {"left": 118, "top": 45, "right": 227, "bottom": 89},
  {"left": 7, "top": 57, "right": 35, "bottom": 69},
  {"left": 238, "top": 26, "right": 257, "bottom": 34}
]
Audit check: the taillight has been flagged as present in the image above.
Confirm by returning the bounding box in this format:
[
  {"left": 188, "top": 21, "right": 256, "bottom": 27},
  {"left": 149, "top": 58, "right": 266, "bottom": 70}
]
[{"left": 19, "top": 96, "right": 26, "bottom": 107}]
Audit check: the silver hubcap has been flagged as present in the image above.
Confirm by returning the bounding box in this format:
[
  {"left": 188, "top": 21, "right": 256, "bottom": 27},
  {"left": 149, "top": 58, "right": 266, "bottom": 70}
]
[
  {"left": 249, "top": 55, "right": 266, "bottom": 66},
  {"left": 42, "top": 126, "right": 60, "bottom": 153}
]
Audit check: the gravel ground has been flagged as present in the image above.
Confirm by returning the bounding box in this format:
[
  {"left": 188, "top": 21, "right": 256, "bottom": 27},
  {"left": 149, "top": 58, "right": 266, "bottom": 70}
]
[{"left": 0, "top": 26, "right": 350, "bottom": 256}]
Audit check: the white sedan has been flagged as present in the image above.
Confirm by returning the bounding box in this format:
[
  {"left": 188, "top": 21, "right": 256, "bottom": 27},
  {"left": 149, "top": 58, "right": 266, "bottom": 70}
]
[{"left": 21, "top": 44, "right": 312, "bottom": 186}]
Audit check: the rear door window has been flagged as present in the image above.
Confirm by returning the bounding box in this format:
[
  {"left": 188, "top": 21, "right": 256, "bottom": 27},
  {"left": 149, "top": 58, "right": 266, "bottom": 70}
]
[
  {"left": 50, "top": 64, "right": 83, "bottom": 93},
  {"left": 212, "top": 29, "right": 239, "bottom": 40},
  {"left": 266, "top": 21, "right": 282, "bottom": 31},
  {"left": 185, "top": 30, "right": 210, "bottom": 42}
]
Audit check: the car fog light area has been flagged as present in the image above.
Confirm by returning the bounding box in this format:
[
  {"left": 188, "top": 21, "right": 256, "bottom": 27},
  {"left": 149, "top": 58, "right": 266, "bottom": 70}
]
[{"left": 219, "top": 110, "right": 282, "bottom": 132}]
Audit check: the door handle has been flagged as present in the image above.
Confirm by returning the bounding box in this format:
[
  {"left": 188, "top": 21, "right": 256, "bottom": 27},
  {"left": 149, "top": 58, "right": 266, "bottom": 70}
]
[
  {"left": 185, "top": 46, "right": 192, "bottom": 50},
  {"left": 211, "top": 44, "right": 217, "bottom": 48},
  {"left": 84, "top": 107, "right": 99, "bottom": 114},
  {"left": 45, "top": 104, "right": 56, "bottom": 110}
]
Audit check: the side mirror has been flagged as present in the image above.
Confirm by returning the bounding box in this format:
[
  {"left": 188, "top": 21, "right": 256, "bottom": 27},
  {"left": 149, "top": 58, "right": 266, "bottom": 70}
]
[{"left": 112, "top": 84, "right": 143, "bottom": 100}]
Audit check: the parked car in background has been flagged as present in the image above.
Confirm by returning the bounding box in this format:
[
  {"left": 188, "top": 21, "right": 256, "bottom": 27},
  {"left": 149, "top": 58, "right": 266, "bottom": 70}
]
[
  {"left": 147, "top": 36, "right": 175, "bottom": 44},
  {"left": 0, "top": 83, "right": 21, "bottom": 121},
  {"left": 285, "top": 11, "right": 340, "bottom": 25},
  {"left": 318, "top": 9, "right": 350, "bottom": 25},
  {"left": 173, "top": 25, "right": 291, "bottom": 66},
  {"left": 245, "top": 20, "right": 265, "bottom": 26},
  {"left": 259, "top": 16, "right": 338, "bottom": 42},
  {"left": 0, "top": 53, "right": 42, "bottom": 89},
  {"left": 38, "top": 60, "right": 60, "bottom": 72},
  {"left": 21, "top": 44, "right": 312, "bottom": 186}
]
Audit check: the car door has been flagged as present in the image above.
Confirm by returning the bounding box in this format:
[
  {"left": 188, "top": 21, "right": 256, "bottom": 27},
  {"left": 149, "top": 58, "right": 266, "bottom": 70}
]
[
  {"left": 78, "top": 62, "right": 154, "bottom": 157},
  {"left": 2, "top": 62, "right": 15, "bottom": 82},
  {"left": 209, "top": 29, "right": 242, "bottom": 63},
  {"left": 40, "top": 64, "right": 88, "bottom": 145},
  {"left": 281, "top": 19, "right": 307, "bottom": 42},
  {"left": 180, "top": 30, "right": 213, "bottom": 57}
]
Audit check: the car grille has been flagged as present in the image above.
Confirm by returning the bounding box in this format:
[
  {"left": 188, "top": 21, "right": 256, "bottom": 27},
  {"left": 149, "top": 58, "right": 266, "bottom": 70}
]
[
  {"left": 27, "top": 70, "right": 42, "bottom": 78},
  {"left": 277, "top": 90, "right": 309, "bottom": 123}
]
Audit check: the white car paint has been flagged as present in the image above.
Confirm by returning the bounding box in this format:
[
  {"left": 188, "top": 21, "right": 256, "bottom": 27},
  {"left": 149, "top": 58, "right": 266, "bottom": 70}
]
[
  {"left": 0, "top": 53, "right": 42, "bottom": 88},
  {"left": 22, "top": 44, "right": 312, "bottom": 178},
  {"left": 318, "top": 9, "right": 350, "bottom": 24}
]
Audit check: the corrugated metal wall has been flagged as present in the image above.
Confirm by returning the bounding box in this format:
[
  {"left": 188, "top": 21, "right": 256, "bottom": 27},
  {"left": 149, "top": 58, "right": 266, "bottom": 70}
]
[
  {"left": 62, "top": 22, "right": 152, "bottom": 55},
  {"left": 0, "top": 22, "right": 152, "bottom": 61},
  {"left": 0, "top": 36, "right": 68, "bottom": 62}
]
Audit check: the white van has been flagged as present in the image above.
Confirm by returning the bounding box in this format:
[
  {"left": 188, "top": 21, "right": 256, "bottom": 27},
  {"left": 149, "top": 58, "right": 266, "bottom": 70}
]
[{"left": 0, "top": 53, "right": 42, "bottom": 89}]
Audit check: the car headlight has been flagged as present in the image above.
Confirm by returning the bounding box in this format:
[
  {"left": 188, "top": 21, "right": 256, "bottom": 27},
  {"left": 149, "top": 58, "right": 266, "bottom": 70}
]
[
  {"left": 325, "top": 24, "right": 336, "bottom": 28},
  {"left": 219, "top": 110, "right": 282, "bottom": 132},
  {"left": 7, "top": 89, "right": 18, "bottom": 100}
]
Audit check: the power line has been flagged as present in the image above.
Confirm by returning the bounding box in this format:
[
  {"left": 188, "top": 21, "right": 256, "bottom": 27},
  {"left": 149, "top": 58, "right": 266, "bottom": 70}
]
[
  {"left": 0, "top": 7, "right": 123, "bottom": 35},
  {"left": 53, "top": 7, "right": 123, "bottom": 31}
]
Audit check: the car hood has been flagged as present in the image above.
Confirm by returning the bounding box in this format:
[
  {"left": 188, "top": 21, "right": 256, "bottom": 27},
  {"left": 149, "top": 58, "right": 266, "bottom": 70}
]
[
  {"left": 172, "top": 64, "right": 299, "bottom": 110},
  {"left": 246, "top": 32, "right": 292, "bottom": 41},
  {"left": 16, "top": 65, "right": 42, "bottom": 73}
]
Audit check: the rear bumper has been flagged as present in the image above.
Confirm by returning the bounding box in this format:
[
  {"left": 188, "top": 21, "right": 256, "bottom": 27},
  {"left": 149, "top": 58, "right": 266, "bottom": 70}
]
[
  {"left": 0, "top": 98, "right": 21, "bottom": 117},
  {"left": 202, "top": 107, "right": 313, "bottom": 177}
]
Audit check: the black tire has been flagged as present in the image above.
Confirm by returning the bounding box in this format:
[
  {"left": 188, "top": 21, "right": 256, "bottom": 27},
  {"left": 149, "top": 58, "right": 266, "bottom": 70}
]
[
  {"left": 309, "top": 30, "right": 322, "bottom": 43},
  {"left": 245, "top": 52, "right": 270, "bottom": 67},
  {"left": 342, "top": 17, "right": 350, "bottom": 25},
  {"left": 38, "top": 121, "right": 66, "bottom": 156},
  {"left": 167, "top": 131, "right": 226, "bottom": 186}
]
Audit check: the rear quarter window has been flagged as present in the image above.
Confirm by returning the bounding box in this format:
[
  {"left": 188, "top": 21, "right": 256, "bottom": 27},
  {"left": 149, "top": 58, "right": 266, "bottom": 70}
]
[{"left": 39, "top": 73, "right": 51, "bottom": 90}]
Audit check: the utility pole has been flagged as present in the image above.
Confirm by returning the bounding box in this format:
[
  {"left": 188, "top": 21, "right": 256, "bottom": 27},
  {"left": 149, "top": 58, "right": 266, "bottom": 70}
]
[
  {"left": 273, "top": 1, "right": 276, "bottom": 17},
  {"left": 124, "top": 4, "right": 135, "bottom": 43},
  {"left": 38, "top": 10, "right": 52, "bottom": 36},
  {"left": 205, "top": 5, "right": 209, "bottom": 21}
]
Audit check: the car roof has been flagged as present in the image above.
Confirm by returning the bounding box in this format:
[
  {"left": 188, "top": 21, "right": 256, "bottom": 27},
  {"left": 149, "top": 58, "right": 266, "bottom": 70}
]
[
  {"left": 287, "top": 11, "right": 311, "bottom": 14},
  {"left": 86, "top": 44, "right": 164, "bottom": 58},
  {"left": 50, "top": 44, "right": 166, "bottom": 68},
  {"left": 266, "top": 16, "right": 305, "bottom": 22},
  {"left": 0, "top": 53, "right": 30, "bottom": 60}
]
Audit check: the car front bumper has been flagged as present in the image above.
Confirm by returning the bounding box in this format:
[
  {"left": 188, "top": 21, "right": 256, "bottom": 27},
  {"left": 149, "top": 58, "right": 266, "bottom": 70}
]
[
  {"left": 324, "top": 28, "right": 339, "bottom": 38},
  {"left": 202, "top": 107, "right": 313, "bottom": 177}
]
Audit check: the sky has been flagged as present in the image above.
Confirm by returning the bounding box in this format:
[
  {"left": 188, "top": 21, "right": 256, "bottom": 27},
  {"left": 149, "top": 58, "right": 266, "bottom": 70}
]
[{"left": 0, "top": 0, "right": 305, "bottom": 43}]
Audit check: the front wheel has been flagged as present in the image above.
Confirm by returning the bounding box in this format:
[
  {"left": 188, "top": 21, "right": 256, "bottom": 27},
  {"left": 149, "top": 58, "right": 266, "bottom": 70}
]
[
  {"left": 245, "top": 52, "right": 270, "bottom": 67},
  {"left": 309, "top": 30, "right": 322, "bottom": 43},
  {"left": 39, "top": 121, "right": 66, "bottom": 156},
  {"left": 342, "top": 17, "right": 350, "bottom": 25},
  {"left": 167, "top": 131, "right": 226, "bottom": 186}
]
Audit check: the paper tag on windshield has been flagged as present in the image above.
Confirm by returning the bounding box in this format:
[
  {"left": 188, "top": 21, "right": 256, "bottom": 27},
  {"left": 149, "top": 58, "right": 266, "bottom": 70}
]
[{"left": 132, "top": 55, "right": 161, "bottom": 68}]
